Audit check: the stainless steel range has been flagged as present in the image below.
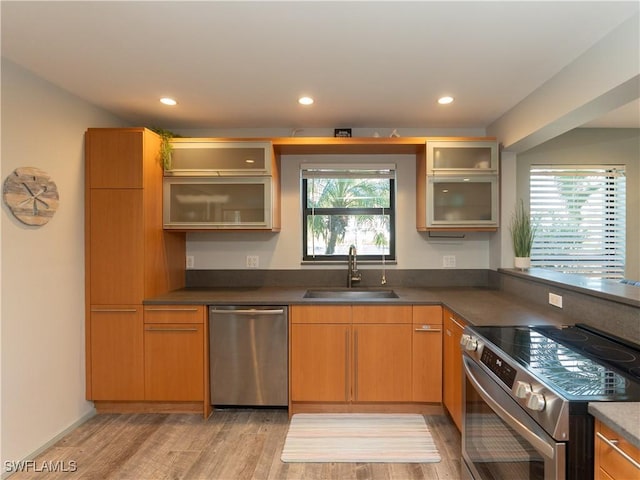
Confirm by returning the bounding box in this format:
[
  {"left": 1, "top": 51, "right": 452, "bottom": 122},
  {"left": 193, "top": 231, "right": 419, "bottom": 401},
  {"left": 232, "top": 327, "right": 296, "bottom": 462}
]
[{"left": 461, "top": 323, "right": 640, "bottom": 480}]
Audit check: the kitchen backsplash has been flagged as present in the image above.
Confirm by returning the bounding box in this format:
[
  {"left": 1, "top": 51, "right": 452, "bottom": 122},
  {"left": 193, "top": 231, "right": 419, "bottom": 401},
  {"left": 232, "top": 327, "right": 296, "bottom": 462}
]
[{"left": 185, "top": 268, "right": 491, "bottom": 289}]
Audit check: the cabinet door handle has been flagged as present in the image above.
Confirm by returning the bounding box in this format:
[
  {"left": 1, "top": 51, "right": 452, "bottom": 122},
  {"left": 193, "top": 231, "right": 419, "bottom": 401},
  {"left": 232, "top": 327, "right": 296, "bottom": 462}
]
[
  {"left": 415, "top": 328, "right": 442, "bottom": 332},
  {"left": 596, "top": 432, "right": 640, "bottom": 470},
  {"left": 354, "top": 330, "right": 359, "bottom": 401},
  {"left": 145, "top": 327, "right": 199, "bottom": 332},
  {"left": 450, "top": 316, "right": 465, "bottom": 330},
  {"left": 345, "top": 330, "right": 350, "bottom": 402},
  {"left": 145, "top": 307, "right": 199, "bottom": 312},
  {"left": 91, "top": 308, "right": 137, "bottom": 313}
]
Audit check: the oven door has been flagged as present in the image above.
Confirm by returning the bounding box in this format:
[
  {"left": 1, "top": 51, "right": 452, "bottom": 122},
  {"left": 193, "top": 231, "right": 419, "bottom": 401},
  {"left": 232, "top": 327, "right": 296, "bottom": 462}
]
[{"left": 462, "top": 355, "right": 566, "bottom": 480}]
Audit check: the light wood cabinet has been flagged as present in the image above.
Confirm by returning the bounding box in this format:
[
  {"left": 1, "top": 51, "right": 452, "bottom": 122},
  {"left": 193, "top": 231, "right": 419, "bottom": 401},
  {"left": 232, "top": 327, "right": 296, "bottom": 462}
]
[
  {"left": 290, "top": 305, "right": 412, "bottom": 406},
  {"left": 412, "top": 305, "right": 443, "bottom": 403},
  {"left": 85, "top": 128, "right": 186, "bottom": 409},
  {"left": 353, "top": 323, "right": 412, "bottom": 402},
  {"left": 443, "top": 307, "right": 466, "bottom": 430},
  {"left": 89, "top": 189, "right": 144, "bottom": 304},
  {"left": 89, "top": 307, "right": 144, "bottom": 400},
  {"left": 291, "top": 322, "right": 350, "bottom": 402},
  {"left": 595, "top": 419, "right": 640, "bottom": 480},
  {"left": 143, "top": 306, "right": 205, "bottom": 402},
  {"left": 417, "top": 138, "right": 499, "bottom": 231},
  {"left": 163, "top": 139, "right": 281, "bottom": 231}
]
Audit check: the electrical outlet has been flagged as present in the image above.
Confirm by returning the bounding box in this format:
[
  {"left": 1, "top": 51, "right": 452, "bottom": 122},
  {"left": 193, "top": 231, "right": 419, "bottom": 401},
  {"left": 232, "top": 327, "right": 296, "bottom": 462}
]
[
  {"left": 246, "top": 255, "right": 259, "bottom": 269},
  {"left": 549, "top": 292, "right": 563, "bottom": 308},
  {"left": 442, "top": 255, "right": 456, "bottom": 268},
  {"left": 186, "top": 255, "right": 195, "bottom": 269}
]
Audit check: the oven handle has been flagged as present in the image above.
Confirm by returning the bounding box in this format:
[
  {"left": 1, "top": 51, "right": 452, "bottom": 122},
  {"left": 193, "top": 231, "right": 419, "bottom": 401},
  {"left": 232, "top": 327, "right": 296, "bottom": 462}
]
[{"left": 463, "top": 355, "right": 556, "bottom": 460}]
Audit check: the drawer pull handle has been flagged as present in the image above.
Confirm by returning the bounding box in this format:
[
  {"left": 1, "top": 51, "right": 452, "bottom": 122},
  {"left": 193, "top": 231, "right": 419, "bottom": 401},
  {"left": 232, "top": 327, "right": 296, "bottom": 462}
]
[
  {"left": 596, "top": 432, "right": 640, "bottom": 470},
  {"left": 415, "top": 328, "right": 442, "bottom": 332},
  {"left": 145, "top": 327, "right": 199, "bottom": 332},
  {"left": 145, "top": 307, "right": 199, "bottom": 312},
  {"left": 91, "top": 308, "right": 137, "bottom": 313}
]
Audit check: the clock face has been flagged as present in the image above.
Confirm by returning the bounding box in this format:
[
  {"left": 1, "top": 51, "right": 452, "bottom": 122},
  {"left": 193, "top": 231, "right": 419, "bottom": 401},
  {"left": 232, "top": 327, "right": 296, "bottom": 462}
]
[{"left": 3, "top": 167, "right": 60, "bottom": 226}]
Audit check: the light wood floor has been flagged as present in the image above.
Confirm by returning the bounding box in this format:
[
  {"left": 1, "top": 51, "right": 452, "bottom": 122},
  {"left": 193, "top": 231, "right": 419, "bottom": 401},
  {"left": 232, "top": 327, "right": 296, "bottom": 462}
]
[{"left": 9, "top": 409, "right": 462, "bottom": 480}]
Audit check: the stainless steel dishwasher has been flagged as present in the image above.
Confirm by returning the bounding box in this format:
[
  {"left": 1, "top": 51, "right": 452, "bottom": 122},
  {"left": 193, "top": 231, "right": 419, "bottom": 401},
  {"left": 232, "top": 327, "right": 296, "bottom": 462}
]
[{"left": 209, "top": 305, "right": 288, "bottom": 406}]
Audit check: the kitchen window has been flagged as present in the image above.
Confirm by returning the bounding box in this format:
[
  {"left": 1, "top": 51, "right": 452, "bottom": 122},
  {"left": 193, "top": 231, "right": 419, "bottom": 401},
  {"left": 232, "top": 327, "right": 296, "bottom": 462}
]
[
  {"left": 301, "top": 164, "right": 396, "bottom": 262},
  {"left": 529, "top": 165, "right": 626, "bottom": 279}
]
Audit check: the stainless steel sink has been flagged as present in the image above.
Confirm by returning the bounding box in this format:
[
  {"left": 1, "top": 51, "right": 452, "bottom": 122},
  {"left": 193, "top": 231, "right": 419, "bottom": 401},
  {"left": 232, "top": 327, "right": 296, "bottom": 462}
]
[{"left": 303, "top": 288, "right": 399, "bottom": 299}]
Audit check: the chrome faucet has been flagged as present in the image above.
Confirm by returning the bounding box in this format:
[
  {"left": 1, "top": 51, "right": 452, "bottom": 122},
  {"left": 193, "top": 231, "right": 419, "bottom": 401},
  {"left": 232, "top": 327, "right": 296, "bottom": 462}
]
[{"left": 347, "top": 244, "right": 362, "bottom": 288}]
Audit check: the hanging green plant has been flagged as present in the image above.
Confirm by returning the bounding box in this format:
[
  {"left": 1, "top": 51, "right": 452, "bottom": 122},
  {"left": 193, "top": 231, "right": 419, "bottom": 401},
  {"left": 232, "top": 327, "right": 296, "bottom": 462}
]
[{"left": 150, "top": 128, "right": 179, "bottom": 170}]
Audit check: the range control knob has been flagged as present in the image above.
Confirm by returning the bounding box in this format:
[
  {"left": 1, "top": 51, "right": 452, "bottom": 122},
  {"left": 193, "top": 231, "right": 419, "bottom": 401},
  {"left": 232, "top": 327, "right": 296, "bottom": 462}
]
[
  {"left": 465, "top": 337, "right": 479, "bottom": 352},
  {"left": 514, "top": 381, "right": 532, "bottom": 399},
  {"left": 526, "top": 392, "right": 546, "bottom": 411},
  {"left": 460, "top": 334, "right": 471, "bottom": 348}
]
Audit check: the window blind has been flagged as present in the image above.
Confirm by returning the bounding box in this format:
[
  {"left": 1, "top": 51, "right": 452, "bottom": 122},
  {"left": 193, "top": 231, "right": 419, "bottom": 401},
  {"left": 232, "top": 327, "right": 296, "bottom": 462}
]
[{"left": 529, "top": 166, "right": 626, "bottom": 279}]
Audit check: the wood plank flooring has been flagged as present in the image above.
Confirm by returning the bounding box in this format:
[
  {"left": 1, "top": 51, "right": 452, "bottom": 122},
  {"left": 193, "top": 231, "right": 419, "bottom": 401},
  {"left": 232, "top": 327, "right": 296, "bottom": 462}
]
[{"left": 8, "top": 409, "right": 461, "bottom": 480}]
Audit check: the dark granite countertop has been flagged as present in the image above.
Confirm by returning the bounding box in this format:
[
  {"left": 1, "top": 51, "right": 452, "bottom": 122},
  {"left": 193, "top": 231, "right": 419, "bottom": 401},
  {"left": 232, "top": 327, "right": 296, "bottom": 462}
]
[{"left": 145, "top": 286, "right": 572, "bottom": 328}]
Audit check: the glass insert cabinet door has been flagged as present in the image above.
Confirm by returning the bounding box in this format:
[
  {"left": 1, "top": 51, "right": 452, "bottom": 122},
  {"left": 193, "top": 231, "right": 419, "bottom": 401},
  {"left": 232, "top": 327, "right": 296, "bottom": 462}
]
[
  {"left": 427, "top": 176, "right": 498, "bottom": 227},
  {"left": 163, "top": 177, "right": 272, "bottom": 229},
  {"left": 166, "top": 141, "right": 273, "bottom": 175},
  {"left": 427, "top": 140, "right": 498, "bottom": 173}
]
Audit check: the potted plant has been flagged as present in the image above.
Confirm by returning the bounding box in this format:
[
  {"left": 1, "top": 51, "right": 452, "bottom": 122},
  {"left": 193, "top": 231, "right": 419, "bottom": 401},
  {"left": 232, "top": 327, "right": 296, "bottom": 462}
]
[
  {"left": 509, "top": 199, "right": 536, "bottom": 270},
  {"left": 151, "top": 128, "right": 176, "bottom": 170}
]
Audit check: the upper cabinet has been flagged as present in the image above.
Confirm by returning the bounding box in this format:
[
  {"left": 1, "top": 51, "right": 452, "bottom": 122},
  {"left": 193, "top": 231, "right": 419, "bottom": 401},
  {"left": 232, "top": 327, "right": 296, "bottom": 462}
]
[
  {"left": 418, "top": 138, "right": 499, "bottom": 231},
  {"left": 165, "top": 140, "right": 274, "bottom": 176},
  {"left": 426, "top": 140, "right": 498, "bottom": 174},
  {"left": 163, "top": 139, "right": 281, "bottom": 231}
]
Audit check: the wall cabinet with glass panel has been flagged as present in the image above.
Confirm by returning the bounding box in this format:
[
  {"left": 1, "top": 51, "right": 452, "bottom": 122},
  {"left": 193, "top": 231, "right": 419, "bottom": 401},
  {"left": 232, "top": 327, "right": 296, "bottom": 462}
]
[
  {"left": 163, "top": 140, "right": 280, "bottom": 230},
  {"left": 417, "top": 139, "right": 499, "bottom": 230}
]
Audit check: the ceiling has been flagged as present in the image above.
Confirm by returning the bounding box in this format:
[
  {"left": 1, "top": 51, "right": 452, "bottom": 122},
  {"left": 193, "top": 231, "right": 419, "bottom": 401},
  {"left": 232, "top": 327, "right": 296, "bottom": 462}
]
[{"left": 2, "top": 1, "right": 639, "bottom": 131}]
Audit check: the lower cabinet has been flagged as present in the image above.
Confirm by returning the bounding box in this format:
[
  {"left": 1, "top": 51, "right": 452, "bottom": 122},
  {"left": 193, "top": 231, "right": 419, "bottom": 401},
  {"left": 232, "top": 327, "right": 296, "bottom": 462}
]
[
  {"left": 412, "top": 305, "right": 443, "bottom": 403},
  {"left": 290, "top": 304, "right": 414, "bottom": 406},
  {"left": 290, "top": 322, "right": 351, "bottom": 402},
  {"left": 143, "top": 305, "right": 205, "bottom": 402},
  {"left": 594, "top": 419, "right": 640, "bottom": 480},
  {"left": 89, "top": 306, "right": 144, "bottom": 400},
  {"left": 353, "top": 323, "right": 412, "bottom": 402},
  {"left": 443, "top": 307, "right": 466, "bottom": 431}
]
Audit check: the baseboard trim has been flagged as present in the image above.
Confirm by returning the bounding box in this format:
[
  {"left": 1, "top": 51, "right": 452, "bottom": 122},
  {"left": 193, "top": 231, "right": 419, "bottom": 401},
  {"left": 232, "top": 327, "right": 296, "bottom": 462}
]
[{"left": 2, "top": 408, "right": 96, "bottom": 479}]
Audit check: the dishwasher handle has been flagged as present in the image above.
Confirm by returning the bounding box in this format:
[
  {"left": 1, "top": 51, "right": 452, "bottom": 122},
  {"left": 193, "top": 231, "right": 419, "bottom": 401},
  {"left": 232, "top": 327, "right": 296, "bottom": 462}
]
[{"left": 209, "top": 308, "right": 285, "bottom": 315}]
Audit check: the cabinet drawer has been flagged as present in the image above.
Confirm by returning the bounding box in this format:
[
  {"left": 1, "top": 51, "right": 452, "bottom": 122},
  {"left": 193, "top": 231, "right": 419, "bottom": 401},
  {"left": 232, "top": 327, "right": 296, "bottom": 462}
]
[
  {"left": 413, "top": 305, "right": 443, "bottom": 325},
  {"left": 595, "top": 420, "right": 640, "bottom": 480},
  {"left": 144, "top": 305, "right": 205, "bottom": 324},
  {"left": 352, "top": 305, "right": 412, "bottom": 324},
  {"left": 291, "top": 305, "right": 351, "bottom": 324}
]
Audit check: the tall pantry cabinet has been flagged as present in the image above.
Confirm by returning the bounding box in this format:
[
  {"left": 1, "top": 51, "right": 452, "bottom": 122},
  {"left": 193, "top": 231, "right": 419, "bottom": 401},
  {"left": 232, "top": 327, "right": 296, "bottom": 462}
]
[{"left": 85, "top": 128, "right": 185, "bottom": 404}]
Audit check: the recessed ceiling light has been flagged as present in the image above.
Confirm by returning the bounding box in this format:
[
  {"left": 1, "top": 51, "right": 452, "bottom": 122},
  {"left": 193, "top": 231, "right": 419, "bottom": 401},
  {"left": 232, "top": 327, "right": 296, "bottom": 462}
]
[
  {"left": 298, "top": 96, "right": 314, "bottom": 106},
  {"left": 438, "top": 96, "right": 454, "bottom": 105},
  {"left": 160, "top": 97, "right": 177, "bottom": 106}
]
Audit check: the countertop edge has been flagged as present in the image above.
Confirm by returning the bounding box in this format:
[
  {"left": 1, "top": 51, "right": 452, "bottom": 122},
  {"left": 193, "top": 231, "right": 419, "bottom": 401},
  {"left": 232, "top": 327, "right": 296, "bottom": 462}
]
[{"left": 588, "top": 402, "right": 640, "bottom": 448}]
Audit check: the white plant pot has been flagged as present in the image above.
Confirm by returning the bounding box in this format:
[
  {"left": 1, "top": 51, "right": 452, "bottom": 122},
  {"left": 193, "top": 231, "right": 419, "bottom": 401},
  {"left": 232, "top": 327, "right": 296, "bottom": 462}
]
[{"left": 514, "top": 257, "right": 531, "bottom": 270}]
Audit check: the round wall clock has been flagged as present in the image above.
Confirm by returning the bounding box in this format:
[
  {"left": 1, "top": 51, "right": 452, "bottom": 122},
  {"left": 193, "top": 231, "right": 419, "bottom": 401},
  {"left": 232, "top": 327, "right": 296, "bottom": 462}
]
[{"left": 3, "top": 167, "right": 60, "bottom": 226}]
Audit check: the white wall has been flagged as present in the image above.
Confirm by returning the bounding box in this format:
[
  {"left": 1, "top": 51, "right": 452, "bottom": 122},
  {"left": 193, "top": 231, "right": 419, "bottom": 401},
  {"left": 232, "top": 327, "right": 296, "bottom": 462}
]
[
  {"left": 516, "top": 128, "right": 640, "bottom": 280},
  {"left": 1, "top": 59, "right": 128, "bottom": 469},
  {"left": 488, "top": 13, "right": 639, "bottom": 153}
]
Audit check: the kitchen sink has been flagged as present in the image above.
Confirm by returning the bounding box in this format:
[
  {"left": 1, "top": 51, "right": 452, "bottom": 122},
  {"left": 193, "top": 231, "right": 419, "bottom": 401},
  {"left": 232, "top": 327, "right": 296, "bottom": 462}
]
[{"left": 303, "top": 288, "right": 399, "bottom": 299}]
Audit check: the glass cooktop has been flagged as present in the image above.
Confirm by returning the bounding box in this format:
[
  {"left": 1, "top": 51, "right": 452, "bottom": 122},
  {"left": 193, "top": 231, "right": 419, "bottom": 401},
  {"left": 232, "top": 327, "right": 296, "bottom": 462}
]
[{"left": 471, "top": 324, "right": 640, "bottom": 400}]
